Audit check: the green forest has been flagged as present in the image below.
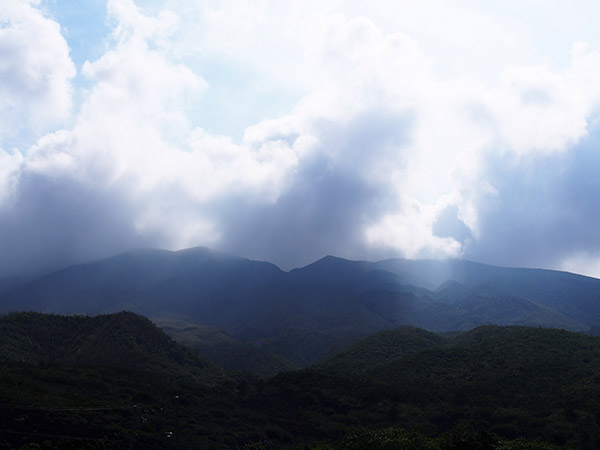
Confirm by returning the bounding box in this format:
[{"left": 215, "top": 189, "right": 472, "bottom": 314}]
[{"left": 1, "top": 312, "right": 599, "bottom": 449}]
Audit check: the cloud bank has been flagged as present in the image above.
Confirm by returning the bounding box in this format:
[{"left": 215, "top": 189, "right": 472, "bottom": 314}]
[{"left": 1, "top": 0, "right": 600, "bottom": 277}]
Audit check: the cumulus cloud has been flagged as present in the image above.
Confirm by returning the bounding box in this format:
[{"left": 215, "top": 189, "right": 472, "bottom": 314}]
[
  {"left": 2, "top": 0, "right": 600, "bottom": 277},
  {"left": 0, "top": 0, "right": 299, "bottom": 275},
  {"left": 0, "top": 0, "right": 75, "bottom": 144}
]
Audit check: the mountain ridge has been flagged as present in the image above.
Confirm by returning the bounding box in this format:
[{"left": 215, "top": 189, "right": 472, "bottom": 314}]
[{"left": 1, "top": 246, "right": 598, "bottom": 368}]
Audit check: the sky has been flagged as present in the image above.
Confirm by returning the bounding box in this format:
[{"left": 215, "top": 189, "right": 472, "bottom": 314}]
[{"left": 2, "top": 0, "right": 600, "bottom": 278}]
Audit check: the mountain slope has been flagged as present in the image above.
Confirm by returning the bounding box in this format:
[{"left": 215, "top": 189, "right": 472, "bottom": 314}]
[
  {"left": 297, "top": 325, "right": 600, "bottom": 447},
  {"left": 0, "top": 313, "right": 597, "bottom": 449},
  {"left": 0, "top": 311, "right": 223, "bottom": 383},
  {"left": 366, "top": 325, "right": 600, "bottom": 418},
  {"left": 0, "top": 248, "right": 598, "bottom": 368},
  {"left": 316, "top": 326, "right": 443, "bottom": 375},
  {"left": 372, "top": 258, "right": 600, "bottom": 325},
  {"left": 154, "top": 317, "right": 296, "bottom": 376},
  {"left": 0, "top": 247, "right": 285, "bottom": 323}
]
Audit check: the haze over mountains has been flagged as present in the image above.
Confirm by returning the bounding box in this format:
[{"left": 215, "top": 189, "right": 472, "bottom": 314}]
[{"left": 1, "top": 246, "right": 599, "bottom": 368}]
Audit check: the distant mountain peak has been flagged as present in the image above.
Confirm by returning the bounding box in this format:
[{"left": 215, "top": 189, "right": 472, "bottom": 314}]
[{"left": 1, "top": 245, "right": 599, "bottom": 370}]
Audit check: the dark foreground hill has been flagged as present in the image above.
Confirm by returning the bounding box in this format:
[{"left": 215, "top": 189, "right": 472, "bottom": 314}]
[
  {"left": 0, "top": 313, "right": 598, "bottom": 449},
  {"left": 277, "top": 325, "right": 600, "bottom": 449},
  {"left": 318, "top": 325, "right": 600, "bottom": 413},
  {"left": 1, "top": 247, "right": 600, "bottom": 369},
  {"left": 153, "top": 316, "right": 295, "bottom": 376},
  {"left": 0, "top": 311, "right": 223, "bottom": 384}
]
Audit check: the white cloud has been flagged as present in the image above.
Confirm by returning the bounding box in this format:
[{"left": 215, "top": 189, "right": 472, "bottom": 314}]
[
  {"left": 0, "top": 148, "right": 22, "bottom": 205},
  {"left": 560, "top": 252, "right": 600, "bottom": 279},
  {"left": 0, "top": 0, "right": 302, "bottom": 268},
  {"left": 2, "top": 0, "right": 600, "bottom": 274},
  {"left": 0, "top": 0, "right": 75, "bottom": 142},
  {"left": 366, "top": 198, "right": 463, "bottom": 259},
  {"left": 484, "top": 46, "right": 600, "bottom": 156}
]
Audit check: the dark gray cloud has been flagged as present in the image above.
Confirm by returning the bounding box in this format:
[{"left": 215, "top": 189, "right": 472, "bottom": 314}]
[
  {"left": 216, "top": 153, "right": 384, "bottom": 269},
  {"left": 0, "top": 169, "right": 160, "bottom": 278},
  {"left": 463, "top": 130, "right": 600, "bottom": 269},
  {"left": 214, "top": 110, "right": 413, "bottom": 269}
]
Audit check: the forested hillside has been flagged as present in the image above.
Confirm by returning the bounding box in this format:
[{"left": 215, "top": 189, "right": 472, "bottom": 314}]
[{"left": 1, "top": 313, "right": 598, "bottom": 449}]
